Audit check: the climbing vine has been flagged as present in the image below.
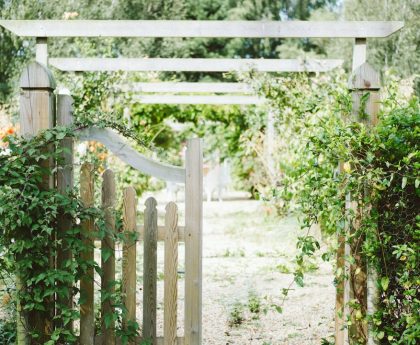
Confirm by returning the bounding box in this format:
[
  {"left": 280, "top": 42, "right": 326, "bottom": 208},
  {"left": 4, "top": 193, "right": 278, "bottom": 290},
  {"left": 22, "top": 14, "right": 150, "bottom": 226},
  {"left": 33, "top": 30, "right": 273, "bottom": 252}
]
[
  {"left": 257, "top": 72, "right": 419, "bottom": 344},
  {"left": 0, "top": 72, "right": 157, "bottom": 345},
  {"left": 0, "top": 123, "right": 152, "bottom": 344}
]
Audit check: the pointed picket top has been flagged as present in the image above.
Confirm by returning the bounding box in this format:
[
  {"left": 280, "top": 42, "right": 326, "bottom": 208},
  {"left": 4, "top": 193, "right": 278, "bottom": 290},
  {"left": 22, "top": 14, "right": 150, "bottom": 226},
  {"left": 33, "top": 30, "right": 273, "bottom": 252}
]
[
  {"left": 102, "top": 169, "right": 116, "bottom": 208},
  {"left": 145, "top": 196, "right": 158, "bottom": 210},
  {"left": 20, "top": 61, "right": 56, "bottom": 89},
  {"left": 348, "top": 62, "right": 381, "bottom": 91},
  {"left": 165, "top": 202, "right": 179, "bottom": 230}
]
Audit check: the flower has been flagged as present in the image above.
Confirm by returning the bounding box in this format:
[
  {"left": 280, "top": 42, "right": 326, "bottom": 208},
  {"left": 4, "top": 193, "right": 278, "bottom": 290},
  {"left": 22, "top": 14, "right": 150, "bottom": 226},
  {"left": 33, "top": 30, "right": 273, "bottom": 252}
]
[
  {"left": 0, "top": 125, "right": 16, "bottom": 145},
  {"left": 63, "top": 12, "right": 79, "bottom": 20}
]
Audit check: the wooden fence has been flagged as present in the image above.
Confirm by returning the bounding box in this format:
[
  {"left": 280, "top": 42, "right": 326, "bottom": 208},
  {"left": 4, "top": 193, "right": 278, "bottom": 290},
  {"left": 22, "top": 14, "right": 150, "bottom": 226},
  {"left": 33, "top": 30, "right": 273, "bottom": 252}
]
[{"left": 19, "top": 62, "right": 203, "bottom": 345}]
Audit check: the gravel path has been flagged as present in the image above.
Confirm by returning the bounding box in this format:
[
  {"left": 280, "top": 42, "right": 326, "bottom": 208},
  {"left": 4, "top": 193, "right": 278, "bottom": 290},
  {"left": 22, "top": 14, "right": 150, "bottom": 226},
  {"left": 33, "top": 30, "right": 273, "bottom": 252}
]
[{"left": 141, "top": 192, "right": 336, "bottom": 345}]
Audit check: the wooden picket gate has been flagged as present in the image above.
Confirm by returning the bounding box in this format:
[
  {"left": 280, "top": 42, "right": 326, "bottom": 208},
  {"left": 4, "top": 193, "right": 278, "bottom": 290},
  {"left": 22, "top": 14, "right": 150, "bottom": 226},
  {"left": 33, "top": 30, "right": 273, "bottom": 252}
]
[
  {"left": 19, "top": 62, "right": 203, "bottom": 345},
  {"left": 80, "top": 164, "right": 191, "bottom": 345}
]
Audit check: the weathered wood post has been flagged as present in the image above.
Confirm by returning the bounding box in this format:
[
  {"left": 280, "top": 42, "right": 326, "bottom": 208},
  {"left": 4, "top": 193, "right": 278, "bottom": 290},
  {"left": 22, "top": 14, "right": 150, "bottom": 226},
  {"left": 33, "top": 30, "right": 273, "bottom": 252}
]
[
  {"left": 35, "top": 37, "right": 48, "bottom": 66},
  {"left": 336, "top": 37, "right": 368, "bottom": 345},
  {"left": 143, "top": 197, "right": 158, "bottom": 342},
  {"left": 265, "top": 108, "right": 276, "bottom": 182},
  {"left": 56, "top": 91, "right": 74, "bottom": 332},
  {"left": 347, "top": 63, "right": 381, "bottom": 344},
  {"left": 185, "top": 138, "right": 203, "bottom": 345},
  {"left": 122, "top": 186, "right": 137, "bottom": 342},
  {"left": 101, "top": 169, "right": 117, "bottom": 345},
  {"left": 164, "top": 202, "right": 179, "bottom": 345},
  {"left": 19, "top": 61, "right": 56, "bottom": 344}
]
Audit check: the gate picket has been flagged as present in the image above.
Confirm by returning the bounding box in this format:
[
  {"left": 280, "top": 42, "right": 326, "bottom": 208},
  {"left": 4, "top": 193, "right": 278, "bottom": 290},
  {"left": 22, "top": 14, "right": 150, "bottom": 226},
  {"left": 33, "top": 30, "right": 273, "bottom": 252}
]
[
  {"left": 122, "top": 186, "right": 137, "bottom": 337},
  {"left": 101, "top": 169, "right": 117, "bottom": 345},
  {"left": 164, "top": 202, "right": 179, "bottom": 345},
  {"left": 143, "top": 197, "right": 158, "bottom": 342},
  {"left": 80, "top": 162, "right": 95, "bottom": 345}
]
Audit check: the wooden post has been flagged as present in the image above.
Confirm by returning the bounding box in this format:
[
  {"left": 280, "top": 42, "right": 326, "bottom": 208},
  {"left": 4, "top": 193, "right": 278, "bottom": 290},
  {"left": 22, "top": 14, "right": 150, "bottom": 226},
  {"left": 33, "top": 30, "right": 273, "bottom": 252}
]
[
  {"left": 122, "top": 187, "right": 137, "bottom": 338},
  {"left": 80, "top": 162, "right": 95, "bottom": 345},
  {"left": 19, "top": 62, "right": 56, "bottom": 344},
  {"left": 101, "top": 169, "right": 116, "bottom": 345},
  {"left": 143, "top": 197, "right": 158, "bottom": 343},
  {"left": 19, "top": 62, "right": 56, "bottom": 188},
  {"left": 265, "top": 109, "right": 276, "bottom": 182},
  {"left": 367, "top": 271, "right": 379, "bottom": 345},
  {"left": 35, "top": 37, "right": 48, "bottom": 66},
  {"left": 164, "top": 202, "right": 179, "bottom": 345},
  {"left": 352, "top": 38, "right": 367, "bottom": 71},
  {"left": 184, "top": 138, "right": 203, "bottom": 345},
  {"left": 347, "top": 63, "right": 381, "bottom": 344},
  {"left": 336, "top": 37, "right": 368, "bottom": 345},
  {"left": 56, "top": 92, "right": 74, "bottom": 332}
]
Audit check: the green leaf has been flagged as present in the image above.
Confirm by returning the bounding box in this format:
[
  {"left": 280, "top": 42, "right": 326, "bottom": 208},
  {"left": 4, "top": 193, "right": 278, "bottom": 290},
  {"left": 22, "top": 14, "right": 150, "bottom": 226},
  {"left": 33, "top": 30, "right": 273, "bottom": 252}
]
[
  {"left": 380, "top": 277, "right": 389, "bottom": 291},
  {"left": 101, "top": 247, "right": 113, "bottom": 263},
  {"left": 274, "top": 305, "right": 283, "bottom": 313},
  {"left": 56, "top": 132, "right": 66, "bottom": 140},
  {"left": 44, "top": 131, "right": 53, "bottom": 141}
]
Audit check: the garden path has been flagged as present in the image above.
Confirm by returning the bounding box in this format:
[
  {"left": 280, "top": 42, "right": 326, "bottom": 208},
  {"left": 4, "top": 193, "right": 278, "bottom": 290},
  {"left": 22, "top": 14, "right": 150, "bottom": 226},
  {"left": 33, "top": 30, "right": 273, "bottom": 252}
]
[{"left": 139, "top": 191, "right": 335, "bottom": 344}]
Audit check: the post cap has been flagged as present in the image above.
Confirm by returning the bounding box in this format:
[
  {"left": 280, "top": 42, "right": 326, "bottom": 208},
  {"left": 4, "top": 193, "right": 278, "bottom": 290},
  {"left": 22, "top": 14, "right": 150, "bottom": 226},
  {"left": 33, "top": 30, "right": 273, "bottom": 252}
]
[
  {"left": 348, "top": 62, "right": 381, "bottom": 90},
  {"left": 20, "top": 61, "right": 56, "bottom": 90}
]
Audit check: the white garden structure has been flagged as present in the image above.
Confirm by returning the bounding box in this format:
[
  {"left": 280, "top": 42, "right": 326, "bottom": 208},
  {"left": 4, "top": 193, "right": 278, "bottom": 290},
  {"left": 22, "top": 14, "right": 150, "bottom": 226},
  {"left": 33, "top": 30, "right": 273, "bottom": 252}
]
[{"left": 0, "top": 19, "right": 404, "bottom": 345}]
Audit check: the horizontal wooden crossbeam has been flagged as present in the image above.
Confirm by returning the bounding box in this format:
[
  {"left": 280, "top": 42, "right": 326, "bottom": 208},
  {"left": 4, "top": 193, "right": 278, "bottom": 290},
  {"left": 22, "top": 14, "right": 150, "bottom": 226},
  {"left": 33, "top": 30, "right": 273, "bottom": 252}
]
[
  {"left": 131, "top": 82, "right": 253, "bottom": 93},
  {"left": 137, "top": 225, "right": 186, "bottom": 242},
  {"left": 135, "top": 95, "right": 263, "bottom": 105},
  {"left": 49, "top": 58, "right": 343, "bottom": 72},
  {"left": 0, "top": 20, "right": 404, "bottom": 38}
]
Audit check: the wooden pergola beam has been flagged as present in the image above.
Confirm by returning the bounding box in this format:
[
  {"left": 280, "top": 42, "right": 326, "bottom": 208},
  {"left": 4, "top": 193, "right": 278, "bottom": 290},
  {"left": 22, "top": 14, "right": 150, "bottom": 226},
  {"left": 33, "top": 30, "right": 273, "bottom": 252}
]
[
  {"left": 49, "top": 58, "right": 343, "bottom": 72},
  {"left": 130, "top": 82, "right": 253, "bottom": 94},
  {"left": 0, "top": 20, "right": 404, "bottom": 38},
  {"left": 134, "top": 95, "right": 263, "bottom": 105}
]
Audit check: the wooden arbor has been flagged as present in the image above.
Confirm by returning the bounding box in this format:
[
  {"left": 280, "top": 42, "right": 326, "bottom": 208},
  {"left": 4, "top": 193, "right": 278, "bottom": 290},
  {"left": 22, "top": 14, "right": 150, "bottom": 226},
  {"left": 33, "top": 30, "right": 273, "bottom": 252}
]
[{"left": 1, "top": 19, "right": 405, "bottom": 345}]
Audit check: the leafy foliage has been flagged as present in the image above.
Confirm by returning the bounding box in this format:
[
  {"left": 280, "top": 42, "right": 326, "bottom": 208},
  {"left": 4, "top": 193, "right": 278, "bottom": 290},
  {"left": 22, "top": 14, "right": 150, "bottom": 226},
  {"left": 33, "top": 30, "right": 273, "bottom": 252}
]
[
  {"left": 260, "top": 71, "right": 419, "bottom": 344},
  {"left": 0, "top": 122, "right": 151, "bottom": 343},
  {"left": 0, "top": 127, "right": 93, "bottom": 343}
]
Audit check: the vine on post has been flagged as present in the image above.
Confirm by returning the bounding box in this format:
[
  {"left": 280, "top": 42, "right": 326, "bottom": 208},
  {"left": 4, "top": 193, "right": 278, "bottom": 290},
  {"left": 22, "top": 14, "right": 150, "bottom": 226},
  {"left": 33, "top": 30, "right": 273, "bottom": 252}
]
[{"left": 257, "top": 69, "right": 419, "bottom": 344}]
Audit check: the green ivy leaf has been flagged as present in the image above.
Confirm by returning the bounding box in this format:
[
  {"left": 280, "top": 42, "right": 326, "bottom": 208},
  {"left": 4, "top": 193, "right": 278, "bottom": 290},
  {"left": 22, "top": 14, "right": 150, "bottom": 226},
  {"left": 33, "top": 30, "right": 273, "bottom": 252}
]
[
  {"left": 101, "top": 247, "right": 113, "bottom": 263},
  {"left": 380, "top": 277, "right": 389, "bottom": 291}
]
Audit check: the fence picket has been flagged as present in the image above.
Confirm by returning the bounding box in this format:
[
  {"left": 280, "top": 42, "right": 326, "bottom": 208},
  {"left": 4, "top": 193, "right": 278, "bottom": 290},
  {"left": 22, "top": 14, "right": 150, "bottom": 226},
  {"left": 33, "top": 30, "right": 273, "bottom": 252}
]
[
  {"left": 101, "top": 169, "right": 117, "bottom": 345},
  {"left": 80, "top": 162, "right": 95, "bottom": 345},
  {"left": 164, "top": 202, "right": 179, "bottom": 345},
  {"left": 122, "top": 187, "right": 137, "bottom": 337},
  {"left": 143, "top": 197, "right": 158, "bottom": 342}
]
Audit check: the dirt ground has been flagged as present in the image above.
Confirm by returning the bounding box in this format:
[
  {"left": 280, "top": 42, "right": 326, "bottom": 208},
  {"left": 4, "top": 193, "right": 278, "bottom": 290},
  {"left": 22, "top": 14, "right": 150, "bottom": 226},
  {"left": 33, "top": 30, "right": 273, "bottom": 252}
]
[{"left": 141, "top": 191, "right": 336, "bottom": 345}]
